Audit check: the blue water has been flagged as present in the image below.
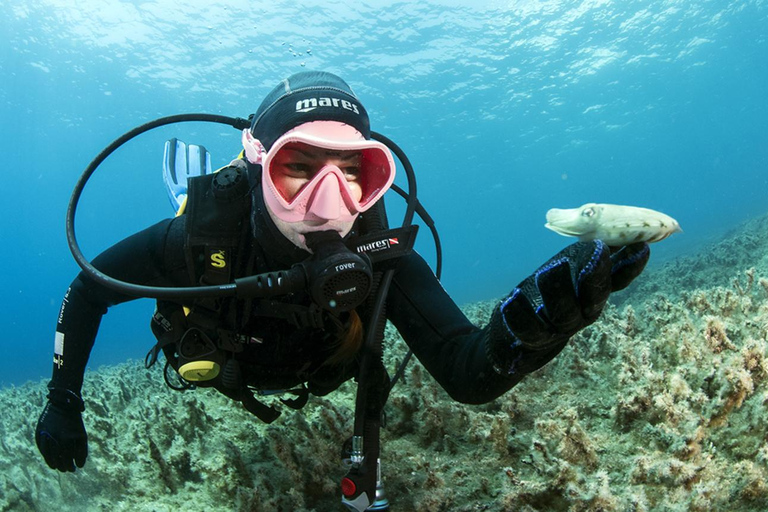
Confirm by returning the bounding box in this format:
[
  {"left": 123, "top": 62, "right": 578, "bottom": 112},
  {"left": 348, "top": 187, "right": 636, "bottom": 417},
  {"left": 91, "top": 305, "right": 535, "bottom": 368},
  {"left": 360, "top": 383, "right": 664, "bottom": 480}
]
[{"left": 1, "top": 0, "right": 766, "bottom": 387}]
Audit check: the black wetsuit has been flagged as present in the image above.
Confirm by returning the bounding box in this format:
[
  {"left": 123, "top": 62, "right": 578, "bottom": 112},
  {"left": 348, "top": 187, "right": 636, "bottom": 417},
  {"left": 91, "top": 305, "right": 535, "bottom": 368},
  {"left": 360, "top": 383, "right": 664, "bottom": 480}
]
[{"left": 50, "top": 213, "right": 566, "bottom": 407}]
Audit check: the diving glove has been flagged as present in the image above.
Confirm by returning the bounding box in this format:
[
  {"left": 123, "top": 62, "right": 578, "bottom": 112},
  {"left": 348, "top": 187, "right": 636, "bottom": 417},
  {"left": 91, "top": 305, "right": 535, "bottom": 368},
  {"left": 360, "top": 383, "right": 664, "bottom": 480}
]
[
  {"left": 35, "top": 387, "right": 88, "bottom": 472},
  {"left": 488, "top": 240, "right": 649, "bottom": 375},
  {"left": 608, "top": 242, "right": 650, "bottom": 292}
]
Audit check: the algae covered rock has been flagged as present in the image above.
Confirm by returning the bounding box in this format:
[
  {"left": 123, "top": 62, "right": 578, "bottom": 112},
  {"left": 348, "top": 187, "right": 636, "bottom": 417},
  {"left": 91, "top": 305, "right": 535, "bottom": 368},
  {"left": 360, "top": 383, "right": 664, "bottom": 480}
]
[{"left": 3, "top": 213, "right": 768, "bottom": 511}]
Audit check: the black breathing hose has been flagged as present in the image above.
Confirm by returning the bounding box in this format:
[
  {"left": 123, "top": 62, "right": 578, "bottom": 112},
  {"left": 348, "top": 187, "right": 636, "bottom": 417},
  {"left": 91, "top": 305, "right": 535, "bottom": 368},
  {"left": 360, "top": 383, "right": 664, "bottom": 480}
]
[{"left": 65, "top": 115, "right": 442, "bottom": 302}]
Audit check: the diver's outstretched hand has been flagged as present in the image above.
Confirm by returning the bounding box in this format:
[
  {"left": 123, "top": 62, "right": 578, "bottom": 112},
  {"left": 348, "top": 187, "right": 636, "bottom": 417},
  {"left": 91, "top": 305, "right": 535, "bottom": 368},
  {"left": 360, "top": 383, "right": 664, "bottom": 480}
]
[
  {"left": 489, "top": 241, "right": 649, "bottom": 375},
  {"left": 608, "top": 242, "right": 650, "bottom": 292},
  {"left": 35, "top": 389, "right": 88, "bottom": 472},
  {"left": 502, "top": 240, "right": 649, "bottom": 345}
]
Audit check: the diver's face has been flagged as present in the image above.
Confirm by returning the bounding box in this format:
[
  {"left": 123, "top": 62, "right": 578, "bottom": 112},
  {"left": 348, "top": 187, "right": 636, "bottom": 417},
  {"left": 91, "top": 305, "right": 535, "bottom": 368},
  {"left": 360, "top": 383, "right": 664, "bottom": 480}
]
[
  {"left": 264, "top": 142, "right": 363, "bottom": 251},
  {"left": 270, "top": 142, "right": 363, "bottom": 204}
]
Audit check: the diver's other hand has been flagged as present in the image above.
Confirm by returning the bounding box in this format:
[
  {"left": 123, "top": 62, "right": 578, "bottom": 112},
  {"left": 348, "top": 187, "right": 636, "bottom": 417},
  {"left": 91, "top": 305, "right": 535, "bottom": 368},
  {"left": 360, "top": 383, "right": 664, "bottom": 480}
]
[
  {"left": 608, "top": 242, "right": 650, "bottom": 292},
  {"left": 35, "top": 389, "right": 88, "bottom": 472},
  {"left": 488, "top": 240, "right": 650, "bottom": 376},
  {"left": 501, "top": 240, "right": 613, "bottom": 349}
]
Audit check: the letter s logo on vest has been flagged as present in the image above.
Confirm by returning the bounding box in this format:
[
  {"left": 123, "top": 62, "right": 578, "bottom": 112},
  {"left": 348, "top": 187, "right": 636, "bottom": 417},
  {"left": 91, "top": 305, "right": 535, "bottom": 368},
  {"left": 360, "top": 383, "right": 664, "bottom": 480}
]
[{"left": 210, "top": 250, "right": 227, "bottom": 268}]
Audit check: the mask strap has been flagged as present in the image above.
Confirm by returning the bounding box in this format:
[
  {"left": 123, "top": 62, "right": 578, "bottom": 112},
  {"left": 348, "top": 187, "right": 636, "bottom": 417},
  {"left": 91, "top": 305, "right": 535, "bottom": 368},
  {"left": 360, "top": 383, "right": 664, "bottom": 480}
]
[{"left": 242, "top": 129, "right": 266, "bottom": 165}]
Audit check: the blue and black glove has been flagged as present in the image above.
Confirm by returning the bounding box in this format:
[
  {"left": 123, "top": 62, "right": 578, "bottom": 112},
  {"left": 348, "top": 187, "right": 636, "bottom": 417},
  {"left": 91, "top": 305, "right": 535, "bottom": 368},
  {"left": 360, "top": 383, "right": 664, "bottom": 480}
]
[
  {"left": 35, "top": 386, "right": 88, "bottom": 472},
  {"left": 487, "top": 240, "right": 649, "bottom": 375}
]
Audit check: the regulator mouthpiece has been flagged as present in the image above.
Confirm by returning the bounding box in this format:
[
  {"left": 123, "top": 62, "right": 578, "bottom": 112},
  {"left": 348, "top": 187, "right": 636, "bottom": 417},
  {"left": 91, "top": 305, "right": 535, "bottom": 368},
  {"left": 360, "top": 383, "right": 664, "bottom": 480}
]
[{"left": 304, "top": 231, "right": 373, "bottom": 311}]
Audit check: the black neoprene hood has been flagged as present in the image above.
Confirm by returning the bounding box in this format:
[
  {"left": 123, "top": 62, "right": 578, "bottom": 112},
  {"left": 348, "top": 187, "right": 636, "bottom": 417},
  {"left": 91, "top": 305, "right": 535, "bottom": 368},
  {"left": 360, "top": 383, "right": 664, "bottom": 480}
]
[{"left": 249, "top": 71, "right": 371, "bottom": 151}]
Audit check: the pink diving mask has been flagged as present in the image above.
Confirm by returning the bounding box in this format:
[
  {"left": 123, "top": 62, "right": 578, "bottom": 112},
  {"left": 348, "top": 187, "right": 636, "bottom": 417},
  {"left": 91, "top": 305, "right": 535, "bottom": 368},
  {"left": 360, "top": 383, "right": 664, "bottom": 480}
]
[{"left": 243, "top": 121, "right": 396, "bottom": 224}]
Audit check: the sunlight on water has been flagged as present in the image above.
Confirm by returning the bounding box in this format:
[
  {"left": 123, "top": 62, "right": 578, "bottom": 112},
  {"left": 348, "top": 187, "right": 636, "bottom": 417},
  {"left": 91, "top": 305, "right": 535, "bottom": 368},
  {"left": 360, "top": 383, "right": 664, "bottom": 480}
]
[{"left": 1, "top": 0, "right": 766, "bottom": 385}]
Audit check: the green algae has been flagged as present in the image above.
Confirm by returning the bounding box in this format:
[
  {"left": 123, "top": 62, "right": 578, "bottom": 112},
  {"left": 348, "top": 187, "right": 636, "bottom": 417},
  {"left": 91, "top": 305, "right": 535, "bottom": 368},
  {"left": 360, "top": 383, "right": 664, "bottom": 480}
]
[{"left": 3, "top": 215, "right": 768, "bottom": 511}]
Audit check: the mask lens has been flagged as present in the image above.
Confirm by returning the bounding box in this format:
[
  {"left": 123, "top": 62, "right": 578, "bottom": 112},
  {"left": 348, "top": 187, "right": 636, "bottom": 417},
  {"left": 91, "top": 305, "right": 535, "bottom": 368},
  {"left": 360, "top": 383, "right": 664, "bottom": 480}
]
[
  {"left": 357, "top": 147, "right": 394, "bottom": 209},
  {"left": 265, "top": 140, "right": 395, "bottom": 213}
]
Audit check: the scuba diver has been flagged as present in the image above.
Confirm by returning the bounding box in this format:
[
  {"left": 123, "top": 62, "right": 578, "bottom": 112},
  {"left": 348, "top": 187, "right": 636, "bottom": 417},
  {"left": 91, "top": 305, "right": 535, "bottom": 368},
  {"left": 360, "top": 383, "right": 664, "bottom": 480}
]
[{"left": 35, "top": 71, "right": 650, "bottom": 511}]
